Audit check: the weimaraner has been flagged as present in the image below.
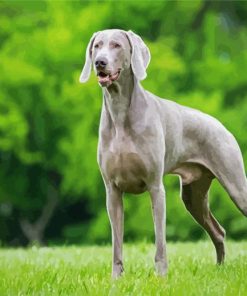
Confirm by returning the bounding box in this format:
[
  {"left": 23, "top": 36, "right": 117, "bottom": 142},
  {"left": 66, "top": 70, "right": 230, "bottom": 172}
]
[{"left": 79, "top": 29, "right": 247, "bottom": 278}]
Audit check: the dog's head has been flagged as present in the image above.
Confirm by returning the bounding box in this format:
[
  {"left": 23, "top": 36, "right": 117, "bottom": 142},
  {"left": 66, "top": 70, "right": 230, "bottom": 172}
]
[{"left": 79, "top": 29, "right": 150, "bottom": 87}]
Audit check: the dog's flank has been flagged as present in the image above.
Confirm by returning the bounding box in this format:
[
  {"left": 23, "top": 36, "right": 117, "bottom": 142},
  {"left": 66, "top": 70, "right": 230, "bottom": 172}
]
[{"left": 80, "top": 29, "right": 247, "bottom": 278}]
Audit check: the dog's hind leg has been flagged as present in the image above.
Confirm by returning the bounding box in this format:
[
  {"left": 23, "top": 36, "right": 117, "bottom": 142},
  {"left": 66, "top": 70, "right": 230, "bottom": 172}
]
[
  {"left": 214, "top": 158, "right": 247, "bottom": 217},
  {"left": 208, "top": 137, "right": 247, "bottom": 217},
  {"left": 181, "top": 175, "right": 226, "bottom": 264}
]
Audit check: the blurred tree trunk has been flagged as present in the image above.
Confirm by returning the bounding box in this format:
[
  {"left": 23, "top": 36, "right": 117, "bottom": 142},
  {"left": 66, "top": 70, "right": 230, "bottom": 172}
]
[
  {"left": 191, "top": 0, "right": 211, "bottom": 30},
  {"left": 19, "top": 185, "right": 58, "bottom": 245}
]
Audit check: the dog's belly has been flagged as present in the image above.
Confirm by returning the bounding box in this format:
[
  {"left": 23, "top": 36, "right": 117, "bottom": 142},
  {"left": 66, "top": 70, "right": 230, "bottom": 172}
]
[
  {"left": 104, "top": 152, "right": 147, "bottom": 194},
  {"left": 170, "top": 162, "right": 214, "bottom": 185}
]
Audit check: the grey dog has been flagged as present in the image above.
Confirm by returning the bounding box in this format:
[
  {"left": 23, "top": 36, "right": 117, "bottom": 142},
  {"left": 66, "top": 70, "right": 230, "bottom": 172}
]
[{"left": 80, "top": 29, "right": 247, "bottom": 278}]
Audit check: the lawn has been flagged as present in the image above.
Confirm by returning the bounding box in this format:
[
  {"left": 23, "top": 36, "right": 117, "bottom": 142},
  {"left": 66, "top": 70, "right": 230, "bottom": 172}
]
[{"left": 0, "top": 241, "right": 247, "bottom": 295}]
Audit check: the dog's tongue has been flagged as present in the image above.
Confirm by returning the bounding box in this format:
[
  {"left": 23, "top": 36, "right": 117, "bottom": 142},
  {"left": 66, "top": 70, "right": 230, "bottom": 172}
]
[{"left": 98, "top": 75, "right": 110, "bottom": 84}]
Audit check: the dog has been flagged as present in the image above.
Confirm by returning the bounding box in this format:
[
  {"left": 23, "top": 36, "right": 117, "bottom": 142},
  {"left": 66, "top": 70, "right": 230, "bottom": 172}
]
[{"left": 79, "top": 29, "right": 247, "bottom": 278}]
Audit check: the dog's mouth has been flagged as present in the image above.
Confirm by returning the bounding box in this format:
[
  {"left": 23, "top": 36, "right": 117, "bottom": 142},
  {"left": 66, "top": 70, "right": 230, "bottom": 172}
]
[{"left": 97, "top": 70, "right": 121, "bottom": 87}]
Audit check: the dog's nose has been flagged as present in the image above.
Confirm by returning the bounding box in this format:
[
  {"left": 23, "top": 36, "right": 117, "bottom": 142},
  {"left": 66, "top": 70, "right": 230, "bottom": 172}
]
[{"left": 95, "top": 58, "right": 108, "bottom": 68}]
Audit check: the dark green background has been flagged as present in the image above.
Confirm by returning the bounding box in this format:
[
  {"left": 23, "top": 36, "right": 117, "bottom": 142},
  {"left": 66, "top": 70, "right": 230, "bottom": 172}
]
[{"left": 0, "top": 0, "right": 247, "bottom": 246}]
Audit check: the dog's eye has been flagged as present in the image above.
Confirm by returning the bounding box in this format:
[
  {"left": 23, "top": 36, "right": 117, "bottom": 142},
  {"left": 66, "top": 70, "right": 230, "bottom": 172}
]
[
  {"left": 94, "top": 44, "right": 99, "bottom": 49},
  {"left": 113, "top": 43, "right": 121, "bottom": 48}
]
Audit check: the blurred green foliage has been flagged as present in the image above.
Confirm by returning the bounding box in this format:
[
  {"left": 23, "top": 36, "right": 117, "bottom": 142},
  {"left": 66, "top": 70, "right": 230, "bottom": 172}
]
[{"left": 0, "top": 0, "right": 246, "bottom": 246}]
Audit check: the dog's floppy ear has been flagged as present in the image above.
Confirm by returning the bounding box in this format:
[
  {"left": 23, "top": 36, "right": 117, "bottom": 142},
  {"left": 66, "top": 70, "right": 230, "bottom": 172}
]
[
  {"left": 79, "top": 32, "right": 99, "bottom": 83},
  {"left": 126, "top": 30, "right": 151, "bottom": 81}
]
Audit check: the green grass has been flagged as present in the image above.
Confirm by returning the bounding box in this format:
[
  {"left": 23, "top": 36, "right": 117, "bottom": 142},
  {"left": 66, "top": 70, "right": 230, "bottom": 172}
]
[{"left": 0, "top": 241, "right": 247, "bottom": 295}]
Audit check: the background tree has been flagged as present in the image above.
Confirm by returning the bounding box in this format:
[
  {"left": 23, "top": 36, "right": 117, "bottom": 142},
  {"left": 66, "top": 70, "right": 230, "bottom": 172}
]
[{"left": 0, "top": 0, "right": 246, "bottom": 246}]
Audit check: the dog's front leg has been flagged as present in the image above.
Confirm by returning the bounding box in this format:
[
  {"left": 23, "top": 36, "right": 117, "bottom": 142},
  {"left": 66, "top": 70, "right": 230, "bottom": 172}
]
[
  {"left": 106, "top": 185, "right": 124, "bottom": 278},
  {"left": 150, "top": 185, "right": 168, "bottom": 276}
]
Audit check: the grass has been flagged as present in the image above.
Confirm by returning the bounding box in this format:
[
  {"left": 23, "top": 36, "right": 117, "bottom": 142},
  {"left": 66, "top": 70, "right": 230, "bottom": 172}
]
[{"left": 0, "top": 241, "right": 247, "bottom": 295}]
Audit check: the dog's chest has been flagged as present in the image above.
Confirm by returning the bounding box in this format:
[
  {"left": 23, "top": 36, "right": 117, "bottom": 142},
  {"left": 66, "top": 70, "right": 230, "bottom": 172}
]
[{"left": 100, "top": 134, "right": 148, "bottom": 194}]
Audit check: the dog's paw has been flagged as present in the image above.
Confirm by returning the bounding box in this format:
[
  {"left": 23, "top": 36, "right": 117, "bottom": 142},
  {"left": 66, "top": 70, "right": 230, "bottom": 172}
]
[
  {"left": 112, "top": 263, "right": 124, "bottom": 279},
  {"left": 155, "top": 260, "right": 168, "bottom": 276}
]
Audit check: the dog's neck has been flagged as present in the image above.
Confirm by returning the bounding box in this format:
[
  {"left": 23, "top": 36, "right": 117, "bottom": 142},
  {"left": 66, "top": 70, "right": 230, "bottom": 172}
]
[{"left": 102, "top": 68, "right": 134, "bottom": 129}]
